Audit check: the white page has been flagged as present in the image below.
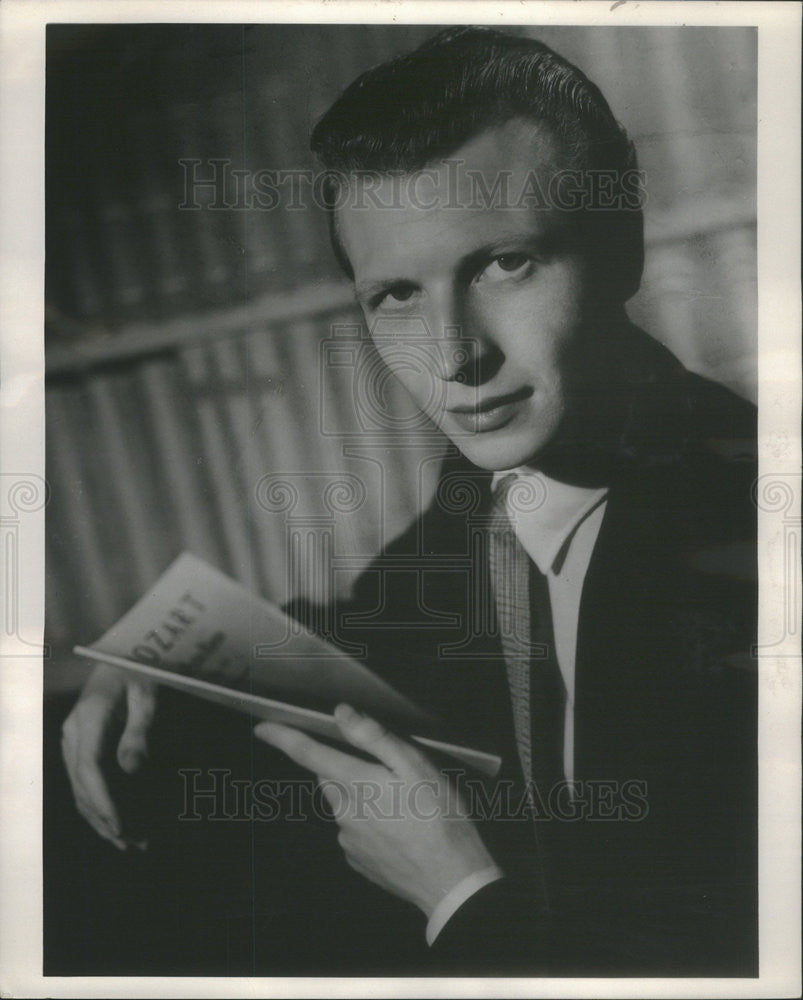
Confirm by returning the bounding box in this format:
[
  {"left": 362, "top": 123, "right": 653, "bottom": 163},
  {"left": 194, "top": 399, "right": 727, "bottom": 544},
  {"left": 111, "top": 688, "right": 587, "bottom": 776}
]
[{"left": 81, "top": 550, "right": 434, "bottom": 732}]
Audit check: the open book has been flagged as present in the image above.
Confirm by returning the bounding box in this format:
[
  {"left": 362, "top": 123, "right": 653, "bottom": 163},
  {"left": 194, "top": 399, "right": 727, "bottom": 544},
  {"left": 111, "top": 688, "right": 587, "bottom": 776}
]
[{"left": 75, "top": 552, "right": 501, "bottom": 777}]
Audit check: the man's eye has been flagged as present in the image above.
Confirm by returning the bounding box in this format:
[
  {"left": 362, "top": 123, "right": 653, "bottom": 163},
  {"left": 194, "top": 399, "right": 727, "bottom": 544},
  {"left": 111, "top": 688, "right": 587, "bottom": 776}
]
[
  {"left": 476, "top": 253, "right": 534, "bottom": 284},
  {"left": 495, "top": 253, "right": 530, "bottom": 272},
  {"left": 376, "top": 284, "right": 417, "bottom": 309}
]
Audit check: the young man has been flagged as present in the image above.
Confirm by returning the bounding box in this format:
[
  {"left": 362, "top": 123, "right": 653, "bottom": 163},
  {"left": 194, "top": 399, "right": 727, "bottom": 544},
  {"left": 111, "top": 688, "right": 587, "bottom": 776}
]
[{"left": 61, "top": 28, "right": 757, "bottom": 975}]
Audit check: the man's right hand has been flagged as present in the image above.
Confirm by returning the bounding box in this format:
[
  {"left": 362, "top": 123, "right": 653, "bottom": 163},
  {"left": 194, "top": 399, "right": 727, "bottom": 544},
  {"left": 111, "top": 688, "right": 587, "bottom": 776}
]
[{"left": 61, "top": 664, "right": 157, "bottom": 851}]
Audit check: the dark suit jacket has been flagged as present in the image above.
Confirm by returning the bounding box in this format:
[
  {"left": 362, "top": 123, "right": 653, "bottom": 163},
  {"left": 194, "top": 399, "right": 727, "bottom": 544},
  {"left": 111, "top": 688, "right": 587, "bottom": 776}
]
[{"left": 288, "top": 326, "right": 758, "bottom": 976}]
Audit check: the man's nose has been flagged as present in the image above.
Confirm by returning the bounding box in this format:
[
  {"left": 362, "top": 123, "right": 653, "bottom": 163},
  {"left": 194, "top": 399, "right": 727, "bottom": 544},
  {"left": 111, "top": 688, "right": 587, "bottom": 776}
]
[{"left": 431, "top": 293, "right": 504, "bottom": 386}]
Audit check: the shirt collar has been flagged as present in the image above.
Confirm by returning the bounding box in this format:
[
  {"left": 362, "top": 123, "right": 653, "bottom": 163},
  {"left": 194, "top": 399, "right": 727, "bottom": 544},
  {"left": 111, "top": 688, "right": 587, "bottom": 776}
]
[{"left": 491, "top": 468, "right": 609, "bottom": 575}]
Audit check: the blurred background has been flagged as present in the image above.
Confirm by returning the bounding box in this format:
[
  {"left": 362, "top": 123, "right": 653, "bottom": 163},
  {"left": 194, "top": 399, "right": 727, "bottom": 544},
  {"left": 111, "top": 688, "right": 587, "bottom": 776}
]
[{"left": 45, "top": 24, "right": 757, "bottom": 692}]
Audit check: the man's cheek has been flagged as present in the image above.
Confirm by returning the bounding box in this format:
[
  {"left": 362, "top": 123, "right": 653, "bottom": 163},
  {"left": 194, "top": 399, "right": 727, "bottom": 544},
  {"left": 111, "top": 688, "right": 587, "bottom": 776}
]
[{"left": 382, "top": 362, "right": 444, "bottom": 419}]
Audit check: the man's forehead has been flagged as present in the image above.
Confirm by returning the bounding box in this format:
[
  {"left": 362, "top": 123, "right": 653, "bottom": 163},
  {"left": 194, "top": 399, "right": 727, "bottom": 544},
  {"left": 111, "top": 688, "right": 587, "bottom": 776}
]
[
  {"left": 444, "top": 117, "right": 563, "bottom": 176},
  {"left": 345, "top": 206, "right": 555, "bottom": 272},
  {"left": 335, "top": 118, "right": 567, "bottom": 281},
  {"left": 343, "top": 117, "right": 563, "bottom": 208}
]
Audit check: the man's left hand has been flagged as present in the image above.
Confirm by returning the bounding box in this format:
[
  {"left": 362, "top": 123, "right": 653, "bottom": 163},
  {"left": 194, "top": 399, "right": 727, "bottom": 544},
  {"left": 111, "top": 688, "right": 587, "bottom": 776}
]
[{"left": 253, "top": 704, "right": 496, "bottom": 918}]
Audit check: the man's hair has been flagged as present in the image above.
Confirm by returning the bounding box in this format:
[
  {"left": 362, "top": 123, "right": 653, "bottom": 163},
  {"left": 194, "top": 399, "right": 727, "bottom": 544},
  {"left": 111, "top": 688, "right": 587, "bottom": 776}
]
[{"left": 311, "top": 26, "right": 644, "bottom": 301}]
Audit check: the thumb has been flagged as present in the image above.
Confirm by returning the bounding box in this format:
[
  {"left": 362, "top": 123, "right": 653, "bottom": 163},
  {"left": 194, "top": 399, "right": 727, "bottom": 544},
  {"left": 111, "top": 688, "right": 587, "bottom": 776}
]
[{"left": 117, "top": 679, "right": 156, "bottom": 774}]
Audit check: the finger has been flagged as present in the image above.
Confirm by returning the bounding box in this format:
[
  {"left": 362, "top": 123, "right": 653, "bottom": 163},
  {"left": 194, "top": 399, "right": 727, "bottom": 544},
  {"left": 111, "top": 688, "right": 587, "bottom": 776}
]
[
  {"left": 73, "top": 772, "right": 148, "bottom": 851},
  {"left": 334, "top": 704, "right": 428, "bottom": 779},
  {"left": 62, "top": 710, "right": 120, "bottom": 839},
  {"left": 61, "top": 728, "right": 87, "bottom": 822},
  {"left": 60, "top": 724, "right": 78, "bottom": 781},
  {"left": 77, "top": 804, "right": 126, "bottom": 851},
  {"left": 61, "top": 722, "right": 90, "bottom": 818},
  {"left": 253, "top": 721, "right": 378, "bottom": 782},
  {"left": 117, "top": 679, "right": 156, "bottom": 774},
  {"left": 319, "top": 777, "right": 353, "bottom": 818},
  {"left": 71, "top": 707, "right": 124, "bottom": 838},
  {"left": 76, "top": 756, "right": 124, "bottom": 840},
  {"left": 74, "top": 795, "right": 128, "bottom": 851}
]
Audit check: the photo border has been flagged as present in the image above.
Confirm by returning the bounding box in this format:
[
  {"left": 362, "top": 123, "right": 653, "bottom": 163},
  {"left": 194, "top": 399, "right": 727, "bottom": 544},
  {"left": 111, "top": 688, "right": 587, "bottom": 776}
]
[{"left": 1, "top": 2, "right": 800, "bottom": 997}]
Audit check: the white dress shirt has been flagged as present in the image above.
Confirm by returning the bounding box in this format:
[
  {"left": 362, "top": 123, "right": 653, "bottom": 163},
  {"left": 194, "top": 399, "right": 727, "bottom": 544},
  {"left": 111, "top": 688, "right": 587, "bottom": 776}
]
[
  {"left": 426, "top": 468, "right": 609, "bottom": 946},
  {"left": 493, "top": 468, "right": 609, "bottom": 784}
]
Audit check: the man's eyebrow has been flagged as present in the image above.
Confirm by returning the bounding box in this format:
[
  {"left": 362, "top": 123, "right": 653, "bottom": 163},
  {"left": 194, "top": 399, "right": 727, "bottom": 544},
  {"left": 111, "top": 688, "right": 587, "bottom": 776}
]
[{"left": 354, "top": 277, "right": 411, "bottom": 301}]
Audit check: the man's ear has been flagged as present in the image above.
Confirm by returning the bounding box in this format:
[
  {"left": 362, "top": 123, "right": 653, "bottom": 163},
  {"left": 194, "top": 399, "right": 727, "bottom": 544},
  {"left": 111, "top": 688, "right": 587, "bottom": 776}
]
[
  {"left": 617, "top": 208, "right": 644, "bottom": 302},
  {"left": 327, "top": 208, "right": 355, "bottom": 279}
]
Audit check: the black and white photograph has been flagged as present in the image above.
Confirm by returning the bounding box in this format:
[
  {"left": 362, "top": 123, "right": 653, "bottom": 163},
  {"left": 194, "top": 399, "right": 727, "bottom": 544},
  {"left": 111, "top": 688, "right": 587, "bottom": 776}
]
[{"left": 0, "top": 1, "right": 800, "bottom": 995}]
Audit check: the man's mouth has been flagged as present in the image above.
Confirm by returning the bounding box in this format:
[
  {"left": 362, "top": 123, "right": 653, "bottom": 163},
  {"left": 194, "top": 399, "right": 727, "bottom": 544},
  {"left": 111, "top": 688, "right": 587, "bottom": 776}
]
[{"left": 446, "top": 386, "right": 533, "bottom": 433}]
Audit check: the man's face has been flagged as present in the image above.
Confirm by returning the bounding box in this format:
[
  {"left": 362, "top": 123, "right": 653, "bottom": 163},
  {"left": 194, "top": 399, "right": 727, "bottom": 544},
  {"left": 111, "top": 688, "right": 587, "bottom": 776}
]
[{"left": 337, "top": 118, "right": 606, "bottom": 472}]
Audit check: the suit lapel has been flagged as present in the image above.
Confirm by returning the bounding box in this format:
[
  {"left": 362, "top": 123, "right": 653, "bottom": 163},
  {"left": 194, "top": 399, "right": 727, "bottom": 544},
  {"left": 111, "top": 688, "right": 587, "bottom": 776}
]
[{"left": 573, "top": 468, "right": 672, "bottom": 783}]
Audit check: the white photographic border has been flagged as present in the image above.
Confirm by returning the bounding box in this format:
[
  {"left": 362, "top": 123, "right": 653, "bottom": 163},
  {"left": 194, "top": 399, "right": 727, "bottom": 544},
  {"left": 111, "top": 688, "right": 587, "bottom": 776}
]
[{"left": 1, "top": 1, "right": 800, "bottom": 996}]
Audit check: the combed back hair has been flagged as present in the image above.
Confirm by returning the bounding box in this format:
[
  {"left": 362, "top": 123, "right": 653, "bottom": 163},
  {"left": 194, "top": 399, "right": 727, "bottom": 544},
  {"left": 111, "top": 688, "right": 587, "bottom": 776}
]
[{"left": 311, "top": 26, "right": 644, "bottom": 301}]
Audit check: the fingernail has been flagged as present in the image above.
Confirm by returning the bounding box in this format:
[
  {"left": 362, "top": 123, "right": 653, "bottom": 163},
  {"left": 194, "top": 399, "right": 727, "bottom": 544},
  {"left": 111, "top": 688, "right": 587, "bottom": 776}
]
[
  {"left": 121, "top": 750, "right": 144, "bottom": 773},
  {"left": 335, "top": 704, "right": 360, "bottom": 725}
]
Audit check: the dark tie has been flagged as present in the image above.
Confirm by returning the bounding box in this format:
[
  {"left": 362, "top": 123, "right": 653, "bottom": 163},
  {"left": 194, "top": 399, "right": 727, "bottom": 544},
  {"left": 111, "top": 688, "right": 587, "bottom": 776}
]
[{"left": 487, "top": 473, "right": 567, "bottom": 801}]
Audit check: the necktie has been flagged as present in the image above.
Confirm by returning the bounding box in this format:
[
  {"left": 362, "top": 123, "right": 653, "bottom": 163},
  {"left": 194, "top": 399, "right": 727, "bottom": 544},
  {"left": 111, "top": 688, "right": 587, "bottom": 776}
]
[{"left": 487, "top": 473, "right": 567, "bottom": 800}]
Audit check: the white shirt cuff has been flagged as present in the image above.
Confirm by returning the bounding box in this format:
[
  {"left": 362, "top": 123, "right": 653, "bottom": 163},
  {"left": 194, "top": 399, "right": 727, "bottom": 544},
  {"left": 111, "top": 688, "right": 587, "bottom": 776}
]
[{"left": 425, "top": 865, "right": 505, "bottom": 947}]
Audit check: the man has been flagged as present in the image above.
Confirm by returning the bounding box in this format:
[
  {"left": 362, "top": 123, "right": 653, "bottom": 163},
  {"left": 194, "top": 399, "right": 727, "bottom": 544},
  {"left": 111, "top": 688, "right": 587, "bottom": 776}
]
[{"left": 61, "top": 27, "right": 757, "bottom": 975}]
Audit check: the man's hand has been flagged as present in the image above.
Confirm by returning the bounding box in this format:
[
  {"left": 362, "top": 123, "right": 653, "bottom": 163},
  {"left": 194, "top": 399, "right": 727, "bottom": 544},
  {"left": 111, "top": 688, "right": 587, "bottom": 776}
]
[
  {"left": 61, "top": 664, "right": 156, "bottom": 851},
  {"left": 254, "top": 704, "right": 496, "bottom": 918}
]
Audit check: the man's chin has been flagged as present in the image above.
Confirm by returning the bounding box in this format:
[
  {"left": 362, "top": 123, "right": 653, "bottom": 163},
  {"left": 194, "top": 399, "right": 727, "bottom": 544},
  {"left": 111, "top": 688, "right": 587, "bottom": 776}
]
[{"left": 444, "top": 430, "right": 548, "bottom": 472}]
